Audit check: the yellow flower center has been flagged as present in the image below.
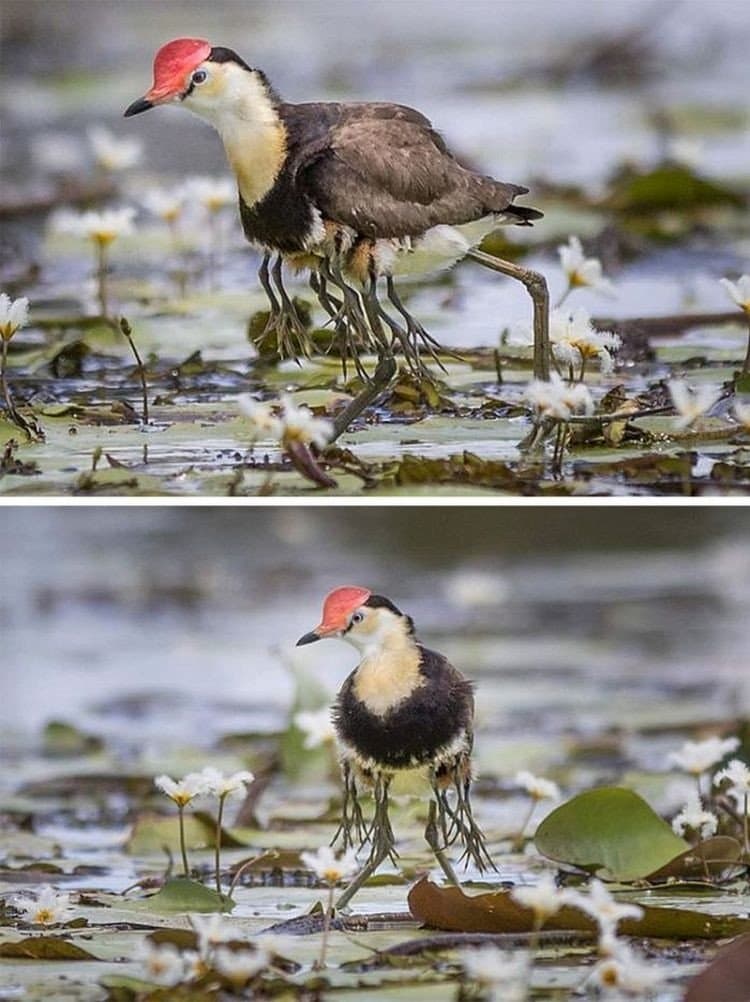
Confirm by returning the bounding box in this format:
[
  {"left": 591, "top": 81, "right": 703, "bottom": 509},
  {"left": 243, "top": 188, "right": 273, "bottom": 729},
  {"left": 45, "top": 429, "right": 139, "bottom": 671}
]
[{"left": 34, "top": 908, "right": 55, "bottom": 924}]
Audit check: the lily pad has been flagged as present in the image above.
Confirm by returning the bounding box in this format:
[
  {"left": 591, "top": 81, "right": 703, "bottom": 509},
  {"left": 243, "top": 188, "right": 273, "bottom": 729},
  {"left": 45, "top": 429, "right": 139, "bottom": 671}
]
[
  {"left": 138, "top": 878, "right": 234, "bottom": 914},
  {"left": 0, "top": 936, "right": 99, "bottom": 960},
  {"left": 534, "top": 786, "right": 688, "bottom": 880}
]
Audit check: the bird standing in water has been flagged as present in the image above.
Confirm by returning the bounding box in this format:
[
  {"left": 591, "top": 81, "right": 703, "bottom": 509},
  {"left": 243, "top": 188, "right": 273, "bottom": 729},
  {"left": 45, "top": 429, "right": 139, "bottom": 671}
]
[
  {"left": 297, "top": 586, "right": 493, "bottom": 908},
  {"left": 125, "top": 39, "right": 549, "bottom": 434}
]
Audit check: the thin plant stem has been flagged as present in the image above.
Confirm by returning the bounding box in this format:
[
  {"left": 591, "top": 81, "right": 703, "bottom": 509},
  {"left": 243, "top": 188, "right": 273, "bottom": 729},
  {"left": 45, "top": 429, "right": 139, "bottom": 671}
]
[
  {"left": 95, "top": 239, "right": 109, "bottom": 318},
  {"left": 207, "top": 210, "right": 218, "bottom": 291},
  {"left": 1, "top": 338, "right": 13, "bottom": 420},
  {"left": 315, "top": 883, "right": 335, "bottom": 970},
  {"left": 579, "top": 355, "right": 588, "bottom": 383},
  {"left": 514, "top": 797, "right": 537, "bottom": 850},
  {"left": 744, "top": 316, "right": 750, "bottom": 375},
  {"left": 215, "top": 794, "right": 226, "bottom": 894},
  {"left": 119, "top": 318, "right": 149, "bottom": 424},
  {"left": 744, "top": 793, "right": 749, "bottom": 856},
  {"left": 177, "top": 804, "right": 190, "bottom": 877},
  {"left": 555, "top": 283, "right": 572, "bottom": 309}
]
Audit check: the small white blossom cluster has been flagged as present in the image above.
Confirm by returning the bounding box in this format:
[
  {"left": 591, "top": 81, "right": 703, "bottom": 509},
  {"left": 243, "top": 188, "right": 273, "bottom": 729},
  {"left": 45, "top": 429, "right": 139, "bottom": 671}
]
[
  {"left": 154, "top": 767, "right": 254, "bottom": 806},
  {"left": 140, "top": 914, "right": 269, "bottom": 988},
  {"left": 300, "top": 845, "right": 359, "bottom": 884},
  {"left": 513, "top": 771, "right": 560, "bottom": 802},
  {"left": 88, "top": 125, "right": 143, "bottom": 172},
  {"left": 671, "top": 791, "right": 718, "bottom": 839},
  {"left": 53, "top": 206, "right": 136, "bottom": 246},
  {"left": 720, "top": 274, "right": 750, "bottom": 314},
  {"left": 461, "top": 946, "right": 530, "bottom": 1002},
  {"left": 667, "top": 735, "right": 739, "bottom": 777},
  {"left": 734, "top": 401, "right": 750, "bottom": 429},
  {"left": 238, "top": 394, "right": 333, "bottom": 450},
  {"left": 511, "top": 871, "right": 565, "bottom": 923},
  {"left": 667, "top": 380, "right": 721, "bottom": 430},
  {"left": 293, "top": 708, "right": 336, "bottom": 749},
  {"left": 524, "top": 372, "right": 594, "bottom": 421},
  {"left": 715, "top": 758, "right": 750, "bottom": 809},
  {"left": 558, "top": 236, "right": 615, "bottom": 297},
  {"left": 181, "top": 176, "right": 236, "bottom": 214},
  {"left": 550, "top": 308, "right": 621, "bottom": 374},
  {"left": 0, "top": 293, "right": 30, "bottom": 342},
  {"left": 141, "top": 187, "right": 187, "bottom": 225},
  {"left": 12, "top": 885, "right": 75, "bottom": 926}
]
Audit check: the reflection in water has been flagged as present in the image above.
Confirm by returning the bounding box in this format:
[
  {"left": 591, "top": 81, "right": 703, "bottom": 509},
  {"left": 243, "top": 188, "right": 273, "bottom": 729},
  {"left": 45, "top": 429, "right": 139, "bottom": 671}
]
[{"left": 1, "top": 507, "right": 749, "bottom": 760}]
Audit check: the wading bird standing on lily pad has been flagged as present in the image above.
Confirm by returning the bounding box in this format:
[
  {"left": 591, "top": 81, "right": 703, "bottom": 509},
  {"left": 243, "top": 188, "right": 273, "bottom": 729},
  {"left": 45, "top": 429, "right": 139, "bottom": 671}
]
[
  {"left": 125, "top": 38, "right": 549, "bottom": 434},
  {"left": 296, "top": 586, "right": 494, "bottom": 908}
]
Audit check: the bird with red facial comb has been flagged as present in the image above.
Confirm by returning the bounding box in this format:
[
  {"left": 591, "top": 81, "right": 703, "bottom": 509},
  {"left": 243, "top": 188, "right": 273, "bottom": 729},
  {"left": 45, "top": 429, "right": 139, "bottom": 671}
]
[
  {"left": 125, "top": 39, "right": 549, "bottom": 435},
  {"left": 297, "top": 586, "right": 494, "bottom": 908}
]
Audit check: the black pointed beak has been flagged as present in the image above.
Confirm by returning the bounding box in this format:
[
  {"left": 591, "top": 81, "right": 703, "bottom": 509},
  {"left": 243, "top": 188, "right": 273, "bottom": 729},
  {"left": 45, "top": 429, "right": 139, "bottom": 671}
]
[
  {"left": 124, "top": 96, "right": 154, "bottom": 118},
  {"left": 296, "top": 631, "right": 321, "bottom": 647}
]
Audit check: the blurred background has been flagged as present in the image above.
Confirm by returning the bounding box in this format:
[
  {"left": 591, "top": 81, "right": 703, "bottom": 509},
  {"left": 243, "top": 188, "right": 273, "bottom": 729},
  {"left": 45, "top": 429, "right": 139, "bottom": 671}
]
[
  {"left": 2, "top": 505, "right": 749, "bottom": 788},
  {"left": 2, "top": 0, "right": 749, "bottom": 345}
]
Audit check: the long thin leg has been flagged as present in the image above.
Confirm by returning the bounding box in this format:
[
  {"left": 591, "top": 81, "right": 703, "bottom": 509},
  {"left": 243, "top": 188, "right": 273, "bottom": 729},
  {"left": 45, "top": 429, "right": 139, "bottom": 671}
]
[
  {"left": 258, "top": 252, "right": 280, "bottom": 331},
  {"left": 363, "top": 276, "right": 426, "bottom": 376},
  {"left": 329, "top": 354, "right": 397, "bottom": 444},
  {"left": 466, "top": 248, "right": 550, "bottom": 380},
  {"left": 270, "top": 254, "right": 310, "bottom": 359},
  {"left": 330, "top": 761, "right": 370, "bottom": 851},
  {"left": 425, "top": 800, "right": 460, "bottom": 886},
  {"left": 335, "top": 773, "right": 396, "bottom": 911}
]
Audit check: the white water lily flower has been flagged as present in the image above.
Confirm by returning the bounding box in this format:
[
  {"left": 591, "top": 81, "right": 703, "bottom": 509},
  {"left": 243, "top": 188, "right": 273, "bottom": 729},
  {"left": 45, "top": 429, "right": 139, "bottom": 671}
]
[
  {"left": 139, "top": 941, "right": 185, "bottom": 986},
  {"left": 589, "top": 941, "right": 668, "bottom": 994},
  {"left": 280, "top": 396, "right": 333, "bottom": 449},
  {"left": 0, "top": 293, "right": 30, "bottom": 342},
  {"left": 511, "top": 872, "right": 565, "bottom": 922},
  {"left": 141, "top": 187, "right": 186, "bottom": 224},
  {"left": 667, "top": 735, "right": 739, "bottom": 775},
  {"left": 88, "top": 125, "right": 142, "bottom": 171},
  {"left": 720, "top": 274, "right": 750, "bottom": 313},
  {"left": 550, "top": 308, "right": 621, "bottom": 374},
  {"left": 667, "top": 380, "right": 721, "bottom": 430},
  {"left": 195, "top": 767, "right": 255, "bottom": 799},
  {"left": 214, "top": 945, "right": 269, "bottom": 983},
  {"left": 190, "top": 912, "right": 236, "bottom": 955},
  {"left": 182, "top": 176, "right": 236, "bottom": 213},
  {"left": 734, "top": 401, "right": 750, "bottom": 429},
  {"left": 715, "top": 758, "right": 750, "bottom": 793},
  {"left": 461, "top": 946, "right": 530, "bottom": 997},
  {"left": 524, "top": 373, "right": 594, "bottom": 421},
  {"left": 672, "top": 792, "right": 718, "bottom": 839},
  {"left": 444, "top": 569, "right": 509, "bottom": 608},
  {"left": 558, "top": 236, "right": 615, "bottom": 296},
  {"left": 513, "top": 771, "right": 560, "bottom": 801},
  {"left": 181, "top": 949, "right": 209, "bottom": 981},
  {"left": 13, "top": 885, "right": 75, "bottom": 926},
  {"left": 562, "top": 880, "right": 643, "bottom": 936},
  {"left": 301, "top": 845, "right": 359, "bottom": 883},
  {"left": 154, "top": 772, "right": 208, "bottom": 806},
  {"left": 237, "top": 396, "right": 284, "bottom": 441},
  {"left": 55, "top": 207, "right": 136, "bottom": 246},
  {"left": 294, "top": 708, "right": 336, "bottom": 749}
]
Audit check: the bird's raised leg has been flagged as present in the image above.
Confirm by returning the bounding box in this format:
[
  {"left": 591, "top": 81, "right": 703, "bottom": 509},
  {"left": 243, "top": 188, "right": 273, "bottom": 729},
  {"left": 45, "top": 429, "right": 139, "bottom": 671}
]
[
  {"left": 319, "top": 258, "right": 377, "bottom": 382},
  {"left": 466, "top": 248, "right": 550, "bottom": 380},
  {"left": 425, "top": 799, "right": 460, "bottom": 887},
  {"left": 270, "top": 254, "right": 311, "bottom": 359},
  {"left": 335, "top": 773, "right": 396, "bottom": 911},
  {"left": 385, "top": 276, "right": 450, "bottom": 374}
]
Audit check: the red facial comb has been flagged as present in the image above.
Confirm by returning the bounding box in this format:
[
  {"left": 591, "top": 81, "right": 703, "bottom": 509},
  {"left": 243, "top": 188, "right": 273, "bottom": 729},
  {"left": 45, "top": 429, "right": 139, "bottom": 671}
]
[
  {"left": 320, "top": 586, "right": 372, "bottom": 631},
  {"left": 150, "top": 38, "right": 212, "bottom": 99}
]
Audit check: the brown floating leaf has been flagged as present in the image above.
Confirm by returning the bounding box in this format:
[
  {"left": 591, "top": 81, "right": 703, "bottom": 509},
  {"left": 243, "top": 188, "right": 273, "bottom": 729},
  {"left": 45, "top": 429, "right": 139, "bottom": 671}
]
[
  {"left": 407, "top": 877, "right": 750, "bottom": 940},
  {"left": 0, "top": 936, "right": 98, "bottom": 960},
  {"left": 647, "top": 836, "right": 743, "bottom": 880},
  {"left": 685, "top": 933, "right": 750, "bottom": 1002}
]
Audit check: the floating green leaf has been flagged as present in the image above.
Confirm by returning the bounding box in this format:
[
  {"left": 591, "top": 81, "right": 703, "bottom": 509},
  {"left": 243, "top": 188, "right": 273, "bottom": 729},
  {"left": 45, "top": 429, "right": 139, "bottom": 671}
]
[
  {"left": 0, "top": 936, "right": 99, "bottom": 960},
  {"left": 535, "top": 787, "right": 689, "bottom": 880},
  {"left": 138, "top": 878, "right": 234, "bottom": 913}
]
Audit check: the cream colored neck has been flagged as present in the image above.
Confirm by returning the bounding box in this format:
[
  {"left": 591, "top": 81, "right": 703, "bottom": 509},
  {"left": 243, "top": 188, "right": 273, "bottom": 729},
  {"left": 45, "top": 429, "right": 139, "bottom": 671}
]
[
  {"left": 189, "top": 64, "right": 287, "bottom": 209},
  {"left": 353, "top": 623, "right": 423, "bottom": 716}
]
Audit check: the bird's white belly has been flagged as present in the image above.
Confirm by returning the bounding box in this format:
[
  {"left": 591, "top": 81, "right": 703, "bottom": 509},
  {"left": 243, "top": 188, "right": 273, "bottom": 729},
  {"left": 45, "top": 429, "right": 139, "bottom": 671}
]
[{"left": 383, "top": 216, "right": 502, "bottom": 282}]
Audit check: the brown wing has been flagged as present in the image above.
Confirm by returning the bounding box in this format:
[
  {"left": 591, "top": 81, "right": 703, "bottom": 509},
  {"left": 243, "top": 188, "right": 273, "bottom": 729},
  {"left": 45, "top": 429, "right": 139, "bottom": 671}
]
[{"left": 289, "top": 102, "right": 528, "bottom": 239}]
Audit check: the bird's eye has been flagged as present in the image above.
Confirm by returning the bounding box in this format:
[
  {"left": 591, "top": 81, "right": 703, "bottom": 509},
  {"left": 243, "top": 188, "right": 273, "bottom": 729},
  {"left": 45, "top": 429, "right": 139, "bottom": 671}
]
[
  {"left": 351, "top": 612, "right": 364, "bottom": 625},
  {"left": 191, "top": 69, "right": 208, "bottom": 84}
]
